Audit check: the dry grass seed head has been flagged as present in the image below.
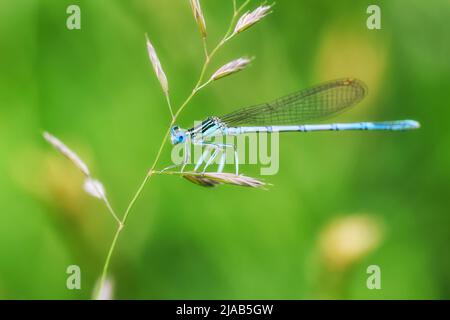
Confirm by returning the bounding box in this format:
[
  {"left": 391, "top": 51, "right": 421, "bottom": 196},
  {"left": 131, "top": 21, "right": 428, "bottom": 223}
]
[
  {"left": 43, "top": 132, "right": 90, "bottom": 176},
  {"left": 182, "top": 172, "right": 268, "bottom": 189},
  {"left": 234, "top": 4, "right": 273, "bottom": 35},
  {"left": 146, "top": 35, "right": 169, "bottom": 94},
  {"left": 211, "top": 57, "right": 252, "bottom": 81},
  {"left": 189, "top": 0, "right": 207, "bottom": 38}
]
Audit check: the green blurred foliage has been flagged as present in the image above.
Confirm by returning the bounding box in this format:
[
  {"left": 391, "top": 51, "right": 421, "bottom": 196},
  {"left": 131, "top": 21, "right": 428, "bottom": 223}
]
[{"left": 0, "top": 0, "right": 449, "bottom": 299}]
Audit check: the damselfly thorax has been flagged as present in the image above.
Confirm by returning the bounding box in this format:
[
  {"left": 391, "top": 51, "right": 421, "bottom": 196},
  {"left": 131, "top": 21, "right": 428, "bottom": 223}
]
[{"left": 188, "top": 117, "right": 228, "bottom": 140}]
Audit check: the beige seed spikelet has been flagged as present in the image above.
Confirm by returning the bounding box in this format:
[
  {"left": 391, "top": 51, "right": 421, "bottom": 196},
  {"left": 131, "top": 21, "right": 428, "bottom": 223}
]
[
  {"left": 84, "top": 178, "right": 106, "bottom": 200},
  {"left": 146, "top": 35, "right": 169, "bottom": 94},
  {"left": 182, "top": 172, "right": 268, "bottom": 188},
  {"left": 93, "top": 276, "right": 114, "bottom": 300},
  {"left": 234, "top": 4, "right": 273, "bottom": 35},
  {"left": 189, "top": 0, "right": 207, "bottom": 38},
  {"left": 211, "top": 57, "right": 252, "bottom": 81},
  {"left": 203, "top": 172, "right": 267, "bottom": 188},
  {"left": 43, "top": 132, "right": 90, "bottom": 176}
]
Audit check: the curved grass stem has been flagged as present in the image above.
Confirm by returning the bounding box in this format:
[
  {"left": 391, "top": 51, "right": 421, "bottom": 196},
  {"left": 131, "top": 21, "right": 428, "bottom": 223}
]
[{"left": 165, "top": 94, "right": 175, "bottom": 120}]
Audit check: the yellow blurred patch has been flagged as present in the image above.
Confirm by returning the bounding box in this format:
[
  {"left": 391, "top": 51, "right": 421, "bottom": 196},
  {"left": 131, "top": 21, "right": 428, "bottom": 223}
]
[
  {"left": 314, "top": 24, "right": 388, "bottom": 109},
  {"left": 319, "top": 214, "right": 384, "bottom": 271},
  {"left": 9, "top": 145, "right": 89, "bottom": 219}
]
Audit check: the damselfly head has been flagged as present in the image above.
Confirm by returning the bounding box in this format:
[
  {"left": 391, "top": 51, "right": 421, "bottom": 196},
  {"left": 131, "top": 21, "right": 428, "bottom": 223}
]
[{"left": 170, "top": 126, "right": 187, "bottom": 145}]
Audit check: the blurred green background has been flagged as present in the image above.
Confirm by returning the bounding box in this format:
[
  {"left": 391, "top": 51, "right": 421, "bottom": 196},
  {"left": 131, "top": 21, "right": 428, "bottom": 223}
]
[{"left": 0, "top": 0, "right": 449, "bottom": 299}]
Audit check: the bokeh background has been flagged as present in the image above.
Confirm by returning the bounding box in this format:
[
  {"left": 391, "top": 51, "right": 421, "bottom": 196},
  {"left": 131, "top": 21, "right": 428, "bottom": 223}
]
[{"left": 0, "top": 0, "right": 449, "bottom": 299}]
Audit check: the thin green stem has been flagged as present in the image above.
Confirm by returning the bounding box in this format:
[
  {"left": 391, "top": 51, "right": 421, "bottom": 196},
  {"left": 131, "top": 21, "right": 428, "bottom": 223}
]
[
  {"left": 165, "top": 94, "right": 175, "bottom": 120},
  {"left": 238, "top": 0, "right": 251, "bottom": 13},
  {"left": 97, "top": 224, "right": 121, "bottom": 298},
  {"left": 97, "top": 97, "right": 193, "bottom": 297},
  {"left": 97, "top": 135, "right": 166, "bottom": 295},
  {"left": 202, "top": 37, "right": 209, "bottom": 60},
  {"left": 121, "top": 172, "right": 151, "bottom": 225},
  {"left": 103, "top": 196, "right": 122, "bottom": 228},
  {"left": 195, "top": 79, "right": 213, "bottom": 94},
  {"left": 88, "top": 176, "right": 122, "bottom": 227}
]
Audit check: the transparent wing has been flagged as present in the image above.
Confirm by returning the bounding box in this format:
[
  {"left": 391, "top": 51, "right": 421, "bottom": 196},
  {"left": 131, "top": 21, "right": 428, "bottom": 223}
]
[{"left": 219, "top": 78, "right": 368, "bottom": 126}]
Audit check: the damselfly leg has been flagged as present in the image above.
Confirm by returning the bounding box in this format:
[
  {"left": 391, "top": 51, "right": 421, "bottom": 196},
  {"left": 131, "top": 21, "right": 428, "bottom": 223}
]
[
  {"left": 203, "top": 146, "right": 220, "bottom": 173},
  {"left": 216, "top": 143, "right": 239, "bottom": 175},
  {"left": 181, "top": 139, "right": 190, "bottom": 172},
  {"left": 193, "top": 142, "right": 220, "bottom": 173},
  {"left": 161, "top": 138, "right": 191, "bottom": 173},
  {"left": 193, "top": 141, "right": 239, "bottom": 174}
]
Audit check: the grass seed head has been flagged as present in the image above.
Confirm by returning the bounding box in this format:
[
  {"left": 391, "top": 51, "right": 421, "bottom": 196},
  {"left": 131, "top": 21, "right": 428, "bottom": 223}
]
[
  {"left": 146, "top": 35, "right": 169, "bottom": 94},
  {"left": 43, "top": 132, "right": 90, "bottom": 176},
  {"left": 211, "top": 57, "right": 252, "bottom": 81},
  {"left": 234, "top": 4, "right": 273, "bottom": 35},
  {"left": 83, "top": 178, "right": 106, "bottom": 199},
  {"left": 189, "top": 0, "right": 207, "bottom": 38},
  {"left": 182, "top": 172, "right": 268, "bottom": 189}
]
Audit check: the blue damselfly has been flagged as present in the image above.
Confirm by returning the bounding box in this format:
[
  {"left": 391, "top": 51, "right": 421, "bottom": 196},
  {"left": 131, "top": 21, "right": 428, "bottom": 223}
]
[{"left": 169, "top": 78, "right": 420, "bottom": 174}]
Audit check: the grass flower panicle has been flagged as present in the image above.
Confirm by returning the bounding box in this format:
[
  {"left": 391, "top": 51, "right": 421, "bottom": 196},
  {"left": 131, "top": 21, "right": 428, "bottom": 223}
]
[{"left": 43, "top": 0, "right": 274, "bottom": 298}]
